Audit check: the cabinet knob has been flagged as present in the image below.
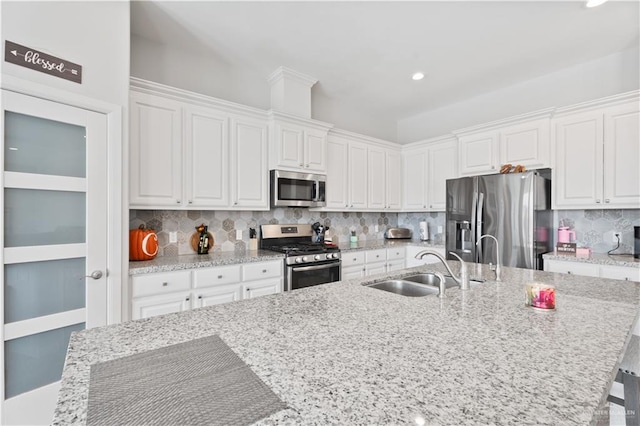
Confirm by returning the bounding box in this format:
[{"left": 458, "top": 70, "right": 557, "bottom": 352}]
[
  {"left": 262, "top": 269, "right": 267, "bottom": 273},
  {"left": 350, "top": 204, "right": 353, "bottom": 208},
  {"left": 188, "top": 200, "right": 193, "bottom": 204},
  {"left": 430, "top": 205, "right": 433, "bottom": 208},
  {"left": 176, "top": 200, "right": 181, "bottom": 204},
  {"left": 162, "top": 282, "right": 168, "bottom": 286},
  {"left": 246, "top": 288, "right": 251, "bottom": 291},
  {"left": 217, "top": 275, "right": 223, "bottom": 279},
  {"left": 345, "top": 204, "right": 349, "bottom": 207},
  {"left": 491, "top": 166, "right": 495, "bottom": 169},
  {"left": 198, "top": 295, "right": 202, "bottom": 299},
  {"left": 186, "top": 297, "right": 190, "bottom": 301},
  {"left": 567, "top": 271, "right": 572, "bottom": 274},
  {"left": 605, "top": 199, "right": 610, "bottom": 203},
  {"left": 299, "top": 163, "right": 304, "bottom": 167},
  {"left": 234, "top": 201, "right": 238, "bottom": 205},
  {"left": 423, "top": 205, "right": 426, "bottom": 208},
  {"left": 596, "top": 199, "right": 601, "bottom": 203}
]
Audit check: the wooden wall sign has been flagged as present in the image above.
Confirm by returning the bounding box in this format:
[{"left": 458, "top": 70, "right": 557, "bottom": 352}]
[{"left": 4, "top": 40, "right": 82, "bottom": 84}]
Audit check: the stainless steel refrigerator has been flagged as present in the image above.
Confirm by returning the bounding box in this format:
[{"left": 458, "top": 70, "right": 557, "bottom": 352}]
[{"left": 445, "top": 169, "right": 552, "bottom": 270}]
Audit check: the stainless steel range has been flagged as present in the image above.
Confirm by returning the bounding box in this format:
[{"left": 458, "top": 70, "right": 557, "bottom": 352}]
[{"left": 260, "top": 224, "right": 341, "bottom": 292}]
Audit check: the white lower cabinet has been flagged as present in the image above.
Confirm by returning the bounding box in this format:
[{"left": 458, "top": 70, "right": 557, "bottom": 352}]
[
  {"left": 131, "top": 260, "right": 282, "bottom": 320},
  {"left": 341, "top": 247, "right": 407, "bottom": 278},
  {"left": 544, "top": 259, "right": 639, "bottom": 282}
]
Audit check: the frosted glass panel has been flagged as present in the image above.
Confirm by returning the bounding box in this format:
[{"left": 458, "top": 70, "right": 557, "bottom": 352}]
[
  {"left": 4, "top": 258, "right": 86, "bottom": 323},
  {"left": 4, "top": 323, "right": 84, "bottom": 398},
  {"left": 4, "top": 188, "right": 85, "bottom": 247},
  {"left": 4, "top": 111, "right": 86, "bottom": 177}
]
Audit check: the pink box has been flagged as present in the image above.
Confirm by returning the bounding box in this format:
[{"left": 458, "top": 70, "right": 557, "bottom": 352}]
[{"left": 576, "top": 247, "right": 592, "bottom": 257}]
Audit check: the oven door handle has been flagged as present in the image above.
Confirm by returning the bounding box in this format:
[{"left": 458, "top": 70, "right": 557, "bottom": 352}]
[{"left": 291, "top": 262, "right": 341, "bottom": 273}]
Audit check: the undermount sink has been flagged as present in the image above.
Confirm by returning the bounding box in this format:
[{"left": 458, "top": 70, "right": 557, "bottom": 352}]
[
  {"left": 367, "top": 279, "right": 440, "bottom": 297},
  {"left": 404, "top": 273, "right": 483, "bottom": 288}
]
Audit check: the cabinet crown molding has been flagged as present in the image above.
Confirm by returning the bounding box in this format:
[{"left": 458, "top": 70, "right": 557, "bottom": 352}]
[
  {"left": 452, "top": 107, "right": 555, "bottom": 137},
  {"left": 402, "top": 134, "right": 457, "bottom": 151},
  {"left": 553, "top": 90, "right": 640, "bottom": 117},
  {"left": 328, "top": 127, "right": 400, "bottom": 150},
  {"left": 130, "top": 77, "right": 268, "bottom": 120},
  {"left": 267, "top": 66, "right": 318, "bottom": 87},
  {"left": 268, "top": 109, "right": 333, "bottom": 131}
]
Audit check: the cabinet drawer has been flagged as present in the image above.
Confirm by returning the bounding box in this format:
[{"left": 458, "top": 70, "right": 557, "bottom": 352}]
[
  {"left": 132, "top": 271, "right": 191, "bottom": 298},
  {"left": 193, "top": 265, "right": 242, "bottom": 288},
  {"left": 387, "top": 247, "right": 406, "bottom": 260},
  {"left": 544, "top": 260, "right": 599, "bottom": 278},
  {"left": 243, "top": 261, "right": 282, "bottom": 281},
  {"left": 365, "top": 249, "right": 387, "bottom": 263},
  {"left": 342, "top": 251, "right": 365, "bottom": 267},
  {"left": 600, "top": 265, "right": 640, "bottom": 282}
]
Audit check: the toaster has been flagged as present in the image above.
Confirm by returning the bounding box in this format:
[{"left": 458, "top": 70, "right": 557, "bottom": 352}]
[{"left": 384, "top": 228, "right": 413, "bottom": 239}]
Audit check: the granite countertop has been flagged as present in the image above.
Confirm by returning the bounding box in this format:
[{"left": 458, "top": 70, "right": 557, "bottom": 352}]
[
  {"left": 543, "top": 252, "right": 640, "bottom": 268},
  {"left": 129, "top": 240, "right": 444, "bottom": 275},
  {"left": 55, "top": 263, "right": 640, "bottom": 425},
  {"left": 129, "top": 250, "right": 285, "bottom": 275}
]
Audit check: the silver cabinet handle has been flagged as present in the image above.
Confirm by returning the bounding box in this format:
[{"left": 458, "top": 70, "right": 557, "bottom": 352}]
[
  {"left": 596, "top": 199, "right": 601, "bottom": 203},
  {"left": 491, "top": 165, "right": 495, "bottom": 169},
  {"left": 217, "top": 275, "right": 223, "bottom": 279},
  {"left": 345, "top": 204, "right": 349, "bottom": 207},
  {"left": 186, "top": 297, "right": 190, "bottom": 301},
  {"left": 350, "top": 204, "right": 353, "bottom": 208},
  {"left": 262, "top": 269, "right": 267, "bottom": 273},
  {"left": 246, "top": 288, "right": 251, "bottom": 291},
  {"left": 176, "top": 200, "right": 181, "bottom": 204},
  {"left": 299, "top": 163, "right": 304, "bottom": 167},
  {"left": 162, "top": 282, "right": 168, "bottom": 287},
  {"left": 430, "top": 205, "right": 433, "bottom": 208},
  {"left": 234, "top": 201, "right": 238, "bottom": 205},
  {"left": 198, "top": 295, "right": 202, "bottom": 299},
  {"left": 605, "top": 199, "right": 610, "bottom": 203},
  {"left": 86, "top": 270, "right": 103, "bottom": 280},
  {"left": 567, "top": 271, "right": 572, "bottom": 274},
  {"left": 188, "top": 200, "right": 193, "bottom": 204}
]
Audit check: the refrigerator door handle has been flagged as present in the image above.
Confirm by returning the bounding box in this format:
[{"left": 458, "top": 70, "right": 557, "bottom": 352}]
[
  {"left": 471, "top": 191, "right": 478, "bottom": 261},
  {"left": 476, "top": 192, "right": 484, "bottom": 263}
]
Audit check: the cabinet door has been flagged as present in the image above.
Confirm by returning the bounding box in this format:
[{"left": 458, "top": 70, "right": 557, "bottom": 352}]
[
  {"left": 342, "top": 265, "right": 365, "bottom": 279},
  {"left": 499, "top": 119, "right": 550, "bottom": 169},
  {"left": 132, "top": 292, "right": 192, "bottom": 320},
  {"left": 402, "top": 148, "right": 427, "bottom": 210},
  {"left": 304, "top": 129, "right": 327, "bottom": 173},
  {"left": 544, "top": 260, "right": 599, "bottom": 277},
  {"left": 603, "top": 102, "right": 640, "bottom": 208},
  {"left": 196, "top": 284, "right": 243, "bottom": 308},
  {"left": 231, "top": 117, "right": 269, "bottom": 209},
  {"left": 274, "top": 123, "right": 304, "bottom": 170},
  {"left": 427, "top": 139, "right": 458, "bottom": 211},
  {"left": 367, "top": 147, "right": 386, "bottom": 209},
  {"left": 349, "top": 142, "right": 368, "bottom": 209},
  {"left": 553, "top": 111, "right": 603, "bottom": 209},
  {"left": 132, "top": 271, "right": 192, "bottom": 298},
  {"left": 325, "top": 137, "right": 350, "bottom": 209},
  {"left": 243, "top": 278, "right": 281, "bottom": 299},
  {"left": 365, "top": 261, "right": 387, "bottom": 276},
  {"left": 458, "top": 131, "right": 498, "bottom": 176},
  {"left": 130, "top": 92, "right": 183, "bottom": 207},
  {"left": 184, "top": 106, "right": 229, "bottom": 208},
  {"left": 385, "top": 150, "right": 402, "bottom": 209}
]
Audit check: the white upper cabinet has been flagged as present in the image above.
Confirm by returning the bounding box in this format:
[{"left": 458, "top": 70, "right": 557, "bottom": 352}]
[
  {"left": 348, "top": 141, "right": 369, "bottom": 209},
  {"left": 456, "top": 111, "right": 552, "bottom": 176},
  {"left": 184, "top": 105, "right": 229, "bottom": 208},
  {"left": 367, "top": 147, "right": 386, "bottom": 210},
  {"left": 402, "top": 137, "right": 457, "bottom": 211},
  {"left": 325, "top": 136, "right": 350, "bottom": 209},
  {"left": 230, "top": 116, "right": 269, "bottom": 209},
  {"left": 129, "top": 80, "right": 269, "bottom": 210},
  {"left": 269, "top": 113, "right": 332, "bottom": 173},
  {"left": 553, "top": 98, "right": 639, "bottom": 209},
  {"left": 130, "top": 91, "right": 183, "bottom": 207},
  {"left": 385, "top": 150, "right": 402, "bottom": 210}
]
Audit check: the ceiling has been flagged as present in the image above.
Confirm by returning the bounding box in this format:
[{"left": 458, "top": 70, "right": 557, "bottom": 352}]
[{"left": 130, "top": 1, "right": 639, "bottom": 124}]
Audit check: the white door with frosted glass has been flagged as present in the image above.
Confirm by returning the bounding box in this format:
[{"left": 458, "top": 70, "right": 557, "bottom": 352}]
[{"left": 1, "top": 90, "right": 108, "bottom": 425}]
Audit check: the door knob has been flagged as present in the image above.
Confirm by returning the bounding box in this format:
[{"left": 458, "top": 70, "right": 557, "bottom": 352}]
[{"left": 86, "top": 270, "right": 103, "bottom": 280}]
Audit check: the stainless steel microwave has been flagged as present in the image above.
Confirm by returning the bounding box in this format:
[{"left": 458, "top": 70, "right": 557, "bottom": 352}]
[{"left": 270, "top": 170, "right": 326, "bottom": 208}]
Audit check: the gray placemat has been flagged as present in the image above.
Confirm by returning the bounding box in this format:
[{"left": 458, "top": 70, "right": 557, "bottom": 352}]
[{"left": 86, "top": 335, "right": 287, "bottom": 426}]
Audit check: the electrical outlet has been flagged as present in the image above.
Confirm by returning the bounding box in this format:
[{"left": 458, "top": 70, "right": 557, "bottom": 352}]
[
  {"left": 169, "top": 231, "right": 177, "bottom": 243},
  {"left": 236, "top": 230, "right": 243, "bottom": 240},
  {"left": 374, "top": 225, "right": 379, "bottom": 233},
  {"left": 437, "top": 226, "right": 443, "bottom": 233},
  {"left": 613, "top": 232, "right": 622, "bottom": 244}
]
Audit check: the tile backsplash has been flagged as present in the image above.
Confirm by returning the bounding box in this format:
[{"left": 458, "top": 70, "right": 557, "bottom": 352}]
[
  {"left": 555, "top": 209, "right": 640, "bottom": 254},
  {"left": 130, "top": 209, "right": 399, "bottom": 256},
  {"left": 130, "top": 208, "right": 639, "bottom": 257}
]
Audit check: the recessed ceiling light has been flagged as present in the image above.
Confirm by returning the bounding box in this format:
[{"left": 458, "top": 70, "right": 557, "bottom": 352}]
[
  {"left": 412, "top": 72, "right": 425, "bottom": 81},
  {"left": 586, "top": 0, "right": 609, "bottom": 8}
]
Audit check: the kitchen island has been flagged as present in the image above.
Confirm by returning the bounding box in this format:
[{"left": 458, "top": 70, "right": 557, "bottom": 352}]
[{"left": 54, "top": 263, "right": 639, "bottom": 425}]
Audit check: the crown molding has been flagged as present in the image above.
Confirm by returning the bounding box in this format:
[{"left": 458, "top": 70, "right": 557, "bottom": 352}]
[
  {"left": 328, "top": 127, "right": 400, "bottom": 149},
  {"left": 453, "top": 107, "right": 555, "bottom": 136},
  {"left": 267, "top": 109, "right": 333, "bottom": 131},
  {"left": 401, "top": 134, "right": 457, "bottom": 150},
  {"left": 130, "top": 77, "right": 269, "bottom": 120},
  {"left": 267, "top": 66, "right": 318, "bottom": 88},
  {"left": 553, "top": 90, "right": 639, "bottom": 117}
]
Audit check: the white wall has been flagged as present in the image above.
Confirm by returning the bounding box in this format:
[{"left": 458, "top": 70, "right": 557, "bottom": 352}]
[
  {"left": 1, "top": 0, "right": 130, "bottom": 107},
  {"left": 131, "top": 34, "right": 398, "bottom": 142},
  {"left": 397, "top": 47, "right": 640, "bottom": 143}
]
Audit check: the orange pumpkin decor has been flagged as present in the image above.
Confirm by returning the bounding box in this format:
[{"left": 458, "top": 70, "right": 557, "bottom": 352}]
[{"left": 129, "top": 225, "right": 159, "bottom": 261}]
